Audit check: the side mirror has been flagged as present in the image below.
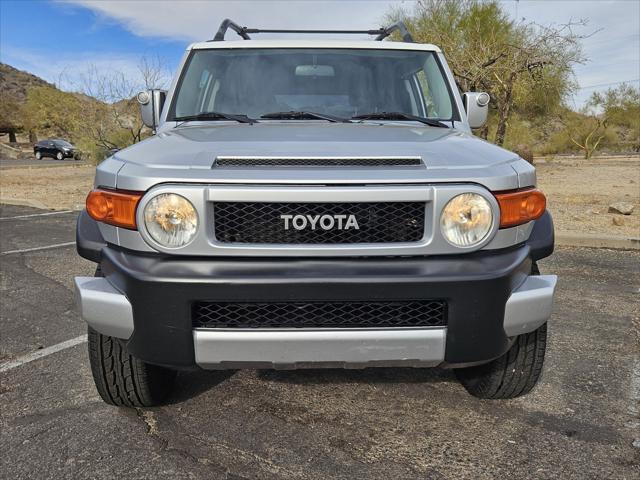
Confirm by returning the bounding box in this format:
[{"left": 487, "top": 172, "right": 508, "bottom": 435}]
[
  {"left": 137, "top": 89, "right": 167, "bottom": 130},
  {"left": 463, "top": 92, "right": 490, "bottom": 129}
]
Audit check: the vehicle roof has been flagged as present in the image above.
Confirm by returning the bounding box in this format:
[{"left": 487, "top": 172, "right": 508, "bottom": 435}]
[{"left": 188, "top": 39, "right": 441, "bottom": 53}]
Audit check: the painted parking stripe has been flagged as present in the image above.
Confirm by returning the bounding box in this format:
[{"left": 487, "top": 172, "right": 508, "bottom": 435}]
[
  {"left": 0, "top": 210, "right": 74, "bottom": 220},
  {"left": 1, "top": 241, "right": 76, "bottom": 255},
  {"left": 0, "top": 335, "right": 87, "bottom": 373}
]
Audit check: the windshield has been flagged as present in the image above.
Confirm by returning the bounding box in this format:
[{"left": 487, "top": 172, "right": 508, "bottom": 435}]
[
  {"left": 54, "top": 140, "right": 73, "bottom": 147},
  {"left": 169, "top": 48, "right": 458, "bottom": 122}
]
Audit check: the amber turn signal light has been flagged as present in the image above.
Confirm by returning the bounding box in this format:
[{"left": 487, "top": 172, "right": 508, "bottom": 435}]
[
  {"left": 494, "top": 188, "right": 546, "bottom": 228},
  {"left": 86, "top": 189, "right": 143, "bottom": 230}
]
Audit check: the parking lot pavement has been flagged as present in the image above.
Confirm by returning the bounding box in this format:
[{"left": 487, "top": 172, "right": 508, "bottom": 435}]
[{"left": 1, "top": 204, "right": 638, "bottom": 480}]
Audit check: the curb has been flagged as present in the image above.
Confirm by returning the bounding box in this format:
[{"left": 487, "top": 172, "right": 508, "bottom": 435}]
[
  {"left": 556, "top": 233, "right": 640, "bottom": 251},
  {"left": 0, "top": 162, "right": 91, "bottom": 170},
  {"left": 0, "top": 197, "right": 51, "bottom": 210}
]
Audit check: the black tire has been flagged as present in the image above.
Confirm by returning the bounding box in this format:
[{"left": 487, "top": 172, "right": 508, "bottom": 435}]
[
  {"left": 455, "top": 323, "right": 547, "bottom": 399},
  {"left": 88, "top": 327, "right": 176, "bottom": 407},
  {"left": 87, "top": 267, "right": 176, "bottom": 407},
  {"left": 455, "top": 262, "right": 547, "bottom": 399}
]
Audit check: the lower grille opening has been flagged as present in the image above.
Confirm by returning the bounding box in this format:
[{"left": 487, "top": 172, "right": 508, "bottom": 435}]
[{"left": 192, "top": 300, "right": 447, "bottom": 329}]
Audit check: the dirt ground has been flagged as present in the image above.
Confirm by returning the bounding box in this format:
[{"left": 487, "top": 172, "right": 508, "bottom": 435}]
[
  {"left": 536, "top": 155, "right": 639, "bottom": 238},
  {"left": 0, "top": 164, "right": 94, "bottom": 210},
  {"left": 0, "top": 156, "right": 638, "bottom": 238}
]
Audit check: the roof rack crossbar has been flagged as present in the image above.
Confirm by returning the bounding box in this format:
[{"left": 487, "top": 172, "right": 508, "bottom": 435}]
[
  {"left": 213, "top": 19, "right": 251, "bottom": 41},
  {"left": 243, "top": 28, "right": 387, "bottom": 35},
  {"left": 211, "top": 19, "right": 415, "bottom": 43}
]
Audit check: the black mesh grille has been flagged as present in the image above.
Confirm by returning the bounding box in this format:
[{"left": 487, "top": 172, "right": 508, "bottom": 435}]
[
  {"left": 215, "top": 157, "right": 422, "bottom": 167},
  {"left": 214, "top": 202, "right": 425, "bottom": 244},
  {"left": 193, "top": 300, "right": 447, "bottom": 329}
]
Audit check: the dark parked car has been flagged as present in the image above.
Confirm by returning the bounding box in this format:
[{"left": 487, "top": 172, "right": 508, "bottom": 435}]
[{"left": 33, "top": 139, "right": 78, "bottom": 160}]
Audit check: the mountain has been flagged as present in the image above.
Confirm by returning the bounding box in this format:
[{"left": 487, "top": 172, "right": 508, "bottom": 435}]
[{"left": 0, "top": 63, "right": 55, "bottom": 104}]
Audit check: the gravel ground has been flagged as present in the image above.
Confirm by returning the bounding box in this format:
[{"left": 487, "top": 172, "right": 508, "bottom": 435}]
[
  {"left": 0, "top": 204, "right": 639, "bottom": 479},
  {"left": 536, "top": 156, "right": 639, "bottom": 239}
]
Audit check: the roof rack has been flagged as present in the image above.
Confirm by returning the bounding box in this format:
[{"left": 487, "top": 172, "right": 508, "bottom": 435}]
[{"left": 212, "top": 19, "right": 414, "bottom": 43}]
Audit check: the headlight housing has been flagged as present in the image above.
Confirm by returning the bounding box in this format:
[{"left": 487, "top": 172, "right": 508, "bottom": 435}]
[
  {"left": 440, "top": 193, "right": 493, "bottom": 247},
  {"left": 143, "top": 193, "right": 198, "bottom": 248}
]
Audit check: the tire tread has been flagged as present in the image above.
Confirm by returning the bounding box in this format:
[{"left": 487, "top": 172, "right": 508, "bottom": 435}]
[
  {"left": 87, "top": 328, "right": 175, "bottom": 407},
  {"left": 456, "top": 323, "right": 547, "bottom": 399}
]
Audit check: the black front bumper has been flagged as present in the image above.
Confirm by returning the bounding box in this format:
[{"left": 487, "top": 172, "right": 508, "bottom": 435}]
[{"left": 77, "top": 210, "right": 554, "bottom": 369}]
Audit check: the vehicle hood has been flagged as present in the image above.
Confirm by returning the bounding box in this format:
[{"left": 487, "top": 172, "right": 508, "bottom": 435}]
[{"left": 106, "top": 123, "right": 534, "bottom": 191}]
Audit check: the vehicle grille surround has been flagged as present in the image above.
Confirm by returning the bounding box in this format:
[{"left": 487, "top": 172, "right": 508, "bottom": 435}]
[
  {"left": 213, "top": 201, "right": 426, "bottom": 244},
  {"left": 193, "top": 300, "right": 447, "bottom": 329},
  {"left": 215, "top": 157, "right": 422, "bottom": 167}
]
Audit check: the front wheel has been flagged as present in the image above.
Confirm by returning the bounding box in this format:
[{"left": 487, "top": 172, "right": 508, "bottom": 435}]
[
  {"left": 56, "top": 151, "right": 63, "bottom": 160},
  {"left": 455, "top": 322, "right": 547, "bottom": 399},
  {"left": 88, "top": 327, "right": 176, "bottom": 407}
]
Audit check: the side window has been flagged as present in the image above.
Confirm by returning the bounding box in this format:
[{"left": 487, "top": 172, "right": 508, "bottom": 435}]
[
  {"left": 415, "top": 71, "right": 436, "bottom": 117},
  {"left": 418, "top": 55, "right": 453, "bottom": 120},
  {"left": 196, "top": 70, "right": 216, "bottom": 113},
  {"left": 403, "top": 79, "right": 421, "bottom": 116},
  {"left": 174, "top": 55, "right": 215, "bottom": 118}
]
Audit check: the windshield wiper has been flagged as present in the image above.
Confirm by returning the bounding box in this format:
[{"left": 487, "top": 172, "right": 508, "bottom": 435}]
[
  {"left": 174, "top": 111, "right": 257, "bottom": 124},
  {"left": 260, "top": 111, "right": 352, "bottom": 123},
  {"left": 352, "top": 112, "right": 449, "bottom": 128}
]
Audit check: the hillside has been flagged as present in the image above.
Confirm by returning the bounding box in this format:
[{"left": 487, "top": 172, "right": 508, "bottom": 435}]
[{"left": 0, "top": 63, "right": 55, "bottom": 104}]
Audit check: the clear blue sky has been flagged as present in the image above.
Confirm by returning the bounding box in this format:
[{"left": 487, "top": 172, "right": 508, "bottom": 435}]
[{"left": 1, "top": 0, "right": 638, "bottom": 107}]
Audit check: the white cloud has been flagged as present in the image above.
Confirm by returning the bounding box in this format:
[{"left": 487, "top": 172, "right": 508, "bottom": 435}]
[
  {"left": 62, "top": 0, "right": 405, "bottom": 42},
  {"left": 11, "top": 0, "right": 639, "bottom": 108}
]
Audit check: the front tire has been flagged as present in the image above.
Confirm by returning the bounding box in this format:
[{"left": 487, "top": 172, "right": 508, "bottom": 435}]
[
  {"left": 56, "top": 151, "right": 63, "bottom": 160},
  {"left": 88, "top": 327, "right": 177, "bottom": 407},
  {"left": 456, "top": 322, "right": 547, "bottom": 399}
]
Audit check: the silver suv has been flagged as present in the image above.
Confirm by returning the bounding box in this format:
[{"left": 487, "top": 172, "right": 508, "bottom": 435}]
[{"left": 75, "top": 20, "right": 557, "bottom": 407}]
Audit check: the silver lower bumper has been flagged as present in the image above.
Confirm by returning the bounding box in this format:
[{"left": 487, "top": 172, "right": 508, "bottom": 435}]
[
  {"left": 193, "top": 328, "right": 446, "bottom": 369},
  {"left": 74, "top": 274, "right": 557, "bottom": 367}
]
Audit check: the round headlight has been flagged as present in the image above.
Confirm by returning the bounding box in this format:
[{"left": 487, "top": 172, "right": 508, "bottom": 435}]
[
  {"left": 143, "top": 193, "right": 198, "bottom": 248},
  {"left": 440, "top": 193, "right": 493, "bottom": 247}
]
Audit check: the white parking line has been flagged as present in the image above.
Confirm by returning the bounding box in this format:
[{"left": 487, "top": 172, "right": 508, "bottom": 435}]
[
  {"left": 0, "top": 335, "right": 87, "bottom": 373},
  {"left": 0, "top": 210, "right": 74, "bottom": 220},
  {"left": 629, "top": 355, "right": 640, "bottom": 429},
  {"left": 1, "top": 241, "right": 76, "bottom": 255}
]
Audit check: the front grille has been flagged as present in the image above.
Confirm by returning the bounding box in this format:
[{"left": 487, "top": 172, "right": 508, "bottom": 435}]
[
  {"left": 192, "top": 300, "right": 447, "bottom": 329},
  {"left": 214, "top": 202, "right": 425, "bottom": 244},
  {"left": 215, "top": 156, "right": 422, "bottom": 167}
]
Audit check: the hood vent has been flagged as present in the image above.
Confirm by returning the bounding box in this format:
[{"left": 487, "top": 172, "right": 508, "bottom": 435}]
[{"left": 214, "top": 156, "right": 423, "bottom": 167}]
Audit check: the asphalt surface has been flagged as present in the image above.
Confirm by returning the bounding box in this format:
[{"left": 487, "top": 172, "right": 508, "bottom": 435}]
[{"left": 0, "top": 203, "right": 638, "bottom": 479}]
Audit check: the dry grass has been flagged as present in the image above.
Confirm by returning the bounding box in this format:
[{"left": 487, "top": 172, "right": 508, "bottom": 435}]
[{"left": 0, "top": 164, "right": 94, "bottom": 210}]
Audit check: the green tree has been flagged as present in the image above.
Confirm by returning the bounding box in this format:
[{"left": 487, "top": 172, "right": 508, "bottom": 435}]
[
  {"left": 559, "top": 109, "right": 608, "bottom": 159},
  {"left": 589, "top": 83, "right": 640, "bottom": 152},
  {"left": 0, "top": 92, "right": 22, "bottom": 142},
  {"left": 390, "top": 0, "right": 584, "bottom": 146}
]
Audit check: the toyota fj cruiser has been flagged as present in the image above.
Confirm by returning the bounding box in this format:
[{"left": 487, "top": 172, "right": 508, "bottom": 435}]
[{"left": 75, "top": 19, "right": 557, "bottom": 407}]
